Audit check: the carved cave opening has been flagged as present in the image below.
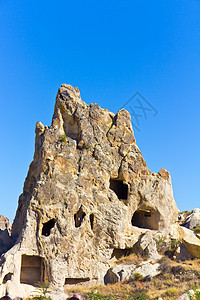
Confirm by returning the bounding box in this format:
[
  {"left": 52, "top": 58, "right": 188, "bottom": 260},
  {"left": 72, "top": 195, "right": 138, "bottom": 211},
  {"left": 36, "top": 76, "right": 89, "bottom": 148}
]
[
  {"left": 110, "top": 179, "right": 128, "bottom": 200},
  {"left": 65, "top": 277, "right": 90, "bottom": 285},
  {"left": 3, "top": 273, "right": 13, "bottom": 283},
  {"left": 131, "top": 209, "right": 160, "bottom": 230},
  {"left": 42, "top": 219, "right": 56, "bottom": 236},
  {"left": 20, "top": 255, "right": 44, "bottom": 285},
  {"left": 90, "top": 214, "right": 94, "bottom": 230},
  {"left": 74, "top": 206, "right": 86, "bottom": 228},
  {"left": 111, "top": 248, "right": 133, "bottom": 260}
]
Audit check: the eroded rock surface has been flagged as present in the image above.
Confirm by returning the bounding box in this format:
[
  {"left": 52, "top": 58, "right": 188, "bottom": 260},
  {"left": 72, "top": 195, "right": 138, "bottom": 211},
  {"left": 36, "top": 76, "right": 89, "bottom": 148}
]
[
  {"left": 105, "top": 260, "right": 161, "bottom": 284},
  {"left": 0, "top": 216, "right": 11, "bottom": 232},
  {"left": 132, "top": 231, "right": 162, "bottom": 262},
  {"left": 0, "top": 215, "right": 11, "bottom": 256},
  {"left": 0, "top": 84, "right": 179, "bottom": 299},
  {"left": 182, "top": 208, "right": 200, "bottom": 230},
  {"left": 180, "top": 227, "right": 200, "bottom": 258}
]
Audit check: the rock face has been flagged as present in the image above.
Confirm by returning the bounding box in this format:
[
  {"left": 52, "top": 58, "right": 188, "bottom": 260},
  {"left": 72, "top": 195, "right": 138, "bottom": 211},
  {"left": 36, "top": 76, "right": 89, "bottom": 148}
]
[
  {"left": 132, "top": 231, "right": 162, "bottom": 262},
  {"left": 0, "top": 215, "right": 11, "bottom": 256},
  {"left": 0, "top": 84, "right": 179, "bottom": 299},
  {"left": 0, "top": 216, "right": 11, "bottom": 232},
  {"left": 180, "top": 227, "right": 200, "bottom": 258},
  {"left": 105, "top": 260, "right": 161, "bottom": 284},
  {"left": 182, "top": 208, "right": 200, "bottom": 230}
]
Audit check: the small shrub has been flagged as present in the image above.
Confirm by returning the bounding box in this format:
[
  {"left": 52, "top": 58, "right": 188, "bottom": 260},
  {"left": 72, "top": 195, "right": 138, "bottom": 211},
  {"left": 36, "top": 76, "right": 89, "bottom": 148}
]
[
  {"left": 194, "top": 225, "right": 200, "bottom": 234},
  {"left": 194, "top": 290, "right": 200, "bottom": 300},
  {"left": 170, "top": 238, "right": 180, "bottom": 252},
  {"left": 128, "top": 289, "right": 148, "bottom": 300},
  {"left": 133, "top": 273, "right": 144, "bottom": 281},
  {"left": 187, "top": 287, "right": 200, "bottom": 300},
  {"left": 164, "top": 287, "right": 179, "bottom": 296},
  {"left": 87, "top": 290, "right": 114, "bottom": 300},
  {"left": 61, "top": 134, "right": 67, "bottom": 143},
  {"left": 165, "top": 279, "right": 173, "bottom": 286},
  {"left": 28, "top": 284, "right": 52, "bottom": 300},
  {"left": 155, "top": 235, "right": 167, "bottom": 253},
  {"left": 159, "top": 257, "right": 172, "bottom": 275}
]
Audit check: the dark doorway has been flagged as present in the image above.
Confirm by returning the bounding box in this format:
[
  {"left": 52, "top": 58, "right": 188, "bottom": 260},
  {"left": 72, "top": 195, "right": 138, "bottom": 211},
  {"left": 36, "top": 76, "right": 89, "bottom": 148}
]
[
  {"left": 42, "top": 219, "right": 56, "bottom": 236},
  {"left": 20, "top": 255, "right": 44, "bottom": 285},
  {"left": 131, "top": 209, "right": 160, "bottom": 230},
  {"left": 110, "top": 179, "right": 128, "bottom": 200}
]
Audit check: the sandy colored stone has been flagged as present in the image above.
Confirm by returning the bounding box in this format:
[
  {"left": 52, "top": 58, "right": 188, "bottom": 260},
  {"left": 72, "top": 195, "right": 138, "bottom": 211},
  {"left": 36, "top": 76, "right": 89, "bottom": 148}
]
[
  {"left": 0, "top": 216, "right": 11, "bottom": 233},
  {"left": 0, "top": 84, "right": 179, "bottom": 299},
  {"left": 0, "top": 215, "right": 11, "bottom": 256},
  {"left": 133, "top": 231, "right": 162, "bottom": 262},
  {"left": 180, "top": 227, "right": 200, "bottom": 258},
  {"left": 182, "top": 208, "right": 200, "bottom": 230},
  {"left": 105, "top": 260, "right": 160, "bottom": 284}
]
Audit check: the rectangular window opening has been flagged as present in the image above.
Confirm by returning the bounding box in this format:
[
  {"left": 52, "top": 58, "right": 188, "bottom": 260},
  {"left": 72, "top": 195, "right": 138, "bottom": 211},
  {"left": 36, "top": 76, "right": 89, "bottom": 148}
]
[
  {"left": 65, "top": 277, "right": 90, "bottom": 285},
  {"left": 20, "top": 255, "right": 44, "bottom": 285}
]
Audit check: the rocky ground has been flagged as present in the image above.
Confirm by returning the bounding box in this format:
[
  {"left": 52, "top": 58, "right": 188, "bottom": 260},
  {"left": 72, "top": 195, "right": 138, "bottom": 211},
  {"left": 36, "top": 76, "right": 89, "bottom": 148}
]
[
  {"left": 66, "top": 208, "right": 200, "bottom": 299},
  {"left": 66, "top": 255, "right": 200, "bottom": 299}
]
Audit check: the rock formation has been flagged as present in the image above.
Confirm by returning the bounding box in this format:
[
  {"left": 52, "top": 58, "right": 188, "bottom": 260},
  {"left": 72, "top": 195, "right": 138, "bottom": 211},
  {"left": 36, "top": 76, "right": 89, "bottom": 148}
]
[
  {"left": 0, "top": 216, "right": 10, "bottom": 232},
  {"left": 182, "top": 208, "right": 200, "bottom": 230},
  {"left": 0, "top": 216, "right": 11, "bottom": 257},
  {"left": 0, "top": 84, "right": 179, "bottom": 299}
]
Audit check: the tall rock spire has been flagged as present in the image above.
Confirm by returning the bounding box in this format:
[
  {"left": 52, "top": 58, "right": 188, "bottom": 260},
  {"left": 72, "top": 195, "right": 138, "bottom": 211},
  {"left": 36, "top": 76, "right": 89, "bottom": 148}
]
[{"left": 1, "top": 84, "right": 179, "bottom": 299}]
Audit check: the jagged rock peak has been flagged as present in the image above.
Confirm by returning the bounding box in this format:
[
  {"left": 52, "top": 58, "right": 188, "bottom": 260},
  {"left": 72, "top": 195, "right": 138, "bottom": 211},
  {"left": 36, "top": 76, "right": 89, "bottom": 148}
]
[
  {"left": 0, "top": 215, "right": 11, "bottom": 231},
  {"left": 51, "top": 83, "right": 136, "bottom": 150},
  {"left": 0, "top": 215, "right": 11, "bottom": 257},
  {"left": 1, "top": 84, "right": 179, "bottom": 299}
]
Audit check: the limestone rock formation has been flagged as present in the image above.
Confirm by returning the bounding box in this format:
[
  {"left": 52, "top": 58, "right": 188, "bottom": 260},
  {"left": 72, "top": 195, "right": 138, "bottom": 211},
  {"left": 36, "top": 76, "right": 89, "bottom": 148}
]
[
  {"left": 0, "top": 84, "right": 179, "bottom": 299},
  {"left": 0, "top": 216, "right": 11, "bottom": 232},
  {"left": 180, "top": 227, "right": 200, "bottom": 258},
  {"left": 0, "top": 216, "right": 11, "bottom": 256},
  {"left": 132, "top": 231, "right": 162, "bottom": 262},
  {"left": 182, "top": 208, "right": 200, "bottom": 230},
  {"left": 105, "top": 260, "right": 161, "bottom": 284}
]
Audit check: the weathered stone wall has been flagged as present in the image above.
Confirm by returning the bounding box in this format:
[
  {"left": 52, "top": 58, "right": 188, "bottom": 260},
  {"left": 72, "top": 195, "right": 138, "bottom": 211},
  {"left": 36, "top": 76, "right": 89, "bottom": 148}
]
[{"left": 0, "top": 84, "right": 179, "bottom": 299}]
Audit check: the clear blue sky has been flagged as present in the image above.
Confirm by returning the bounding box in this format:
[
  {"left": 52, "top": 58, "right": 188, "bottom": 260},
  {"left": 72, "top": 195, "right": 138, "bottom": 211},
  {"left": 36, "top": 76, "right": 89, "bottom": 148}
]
[{"left": 0, "top": 0, "right": 200, "bottom": 222}]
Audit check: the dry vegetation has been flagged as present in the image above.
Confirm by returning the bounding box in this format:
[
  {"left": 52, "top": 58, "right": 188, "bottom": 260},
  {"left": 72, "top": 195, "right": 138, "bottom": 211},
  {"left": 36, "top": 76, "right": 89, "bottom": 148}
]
[{"left": 65, "top": 256, "right": 200, "bottom": 299}]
